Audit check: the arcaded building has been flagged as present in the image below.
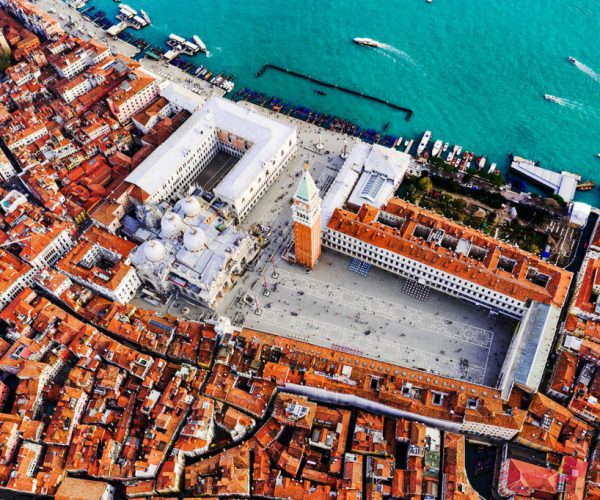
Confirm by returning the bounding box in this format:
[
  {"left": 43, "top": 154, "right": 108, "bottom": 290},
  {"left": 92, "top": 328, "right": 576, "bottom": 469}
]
[{"left": 124, "top": 96, "right": 297, "bottom": 220}]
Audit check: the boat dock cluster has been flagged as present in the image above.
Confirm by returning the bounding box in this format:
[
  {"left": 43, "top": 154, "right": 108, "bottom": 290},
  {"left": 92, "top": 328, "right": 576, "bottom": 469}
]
[
  {"left": 79, "top": 4, "right": 234, "bottom": 93},
  {"left": 233, "top": 88, "right": 398, "bottom": 148}
]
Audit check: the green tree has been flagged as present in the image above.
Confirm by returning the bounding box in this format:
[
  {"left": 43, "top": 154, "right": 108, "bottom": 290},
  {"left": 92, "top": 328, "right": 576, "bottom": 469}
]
[
  {"left": 418, "top": 176, "right": 433, "bottom": 193},
  {"left": 452, "top": 198, "right": 467, "bottom": 211}
]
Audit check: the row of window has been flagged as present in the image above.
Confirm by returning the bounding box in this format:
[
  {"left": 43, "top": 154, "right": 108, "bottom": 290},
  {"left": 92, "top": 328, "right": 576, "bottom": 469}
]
[{"left": 324, "top": 231, "right": 526, "bottom": 316}]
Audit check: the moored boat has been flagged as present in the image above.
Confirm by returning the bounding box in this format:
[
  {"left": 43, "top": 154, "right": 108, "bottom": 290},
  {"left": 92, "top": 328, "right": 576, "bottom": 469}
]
[
  {"left": 417, "top": 130, "right": 432, "bottom": 156},
  {"left": 431, "top": 139, "right": 443, "bottom": 157},
  {"left": 140, "top": 9, "right": 151, "bottom": 24},
  {"left": 577, "top": 180, "right": 595, "bottom": 191},
  {"left": 193, "top": 35, "right": 207, "bottom": 52}
]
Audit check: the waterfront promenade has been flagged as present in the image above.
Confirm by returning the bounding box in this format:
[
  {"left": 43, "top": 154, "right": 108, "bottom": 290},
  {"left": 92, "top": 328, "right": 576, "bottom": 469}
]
[{"left": 35, "top": 0, "right": 221, "bottom": 98}]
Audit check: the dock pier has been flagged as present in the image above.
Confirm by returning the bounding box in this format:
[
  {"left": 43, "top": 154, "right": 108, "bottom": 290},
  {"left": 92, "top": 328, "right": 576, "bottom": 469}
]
[{"left": 255, "top": 64, "right": 414, "bottom": 121}]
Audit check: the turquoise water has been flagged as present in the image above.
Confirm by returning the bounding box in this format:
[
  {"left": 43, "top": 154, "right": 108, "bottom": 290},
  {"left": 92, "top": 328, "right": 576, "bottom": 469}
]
[{"left": 89, "top": 0, "right": 600, "bottom": 203}]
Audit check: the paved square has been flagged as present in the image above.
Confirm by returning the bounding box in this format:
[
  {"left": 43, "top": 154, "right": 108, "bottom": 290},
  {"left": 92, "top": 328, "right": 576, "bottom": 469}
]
[{"left": 226, "top": 248, "right": 516, "bottom": 386}]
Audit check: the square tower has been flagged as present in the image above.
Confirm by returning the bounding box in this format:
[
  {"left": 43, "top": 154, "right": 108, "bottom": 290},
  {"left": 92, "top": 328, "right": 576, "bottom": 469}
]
[{"left": 292, "top": 163, "right": 321, "bottom": 269}]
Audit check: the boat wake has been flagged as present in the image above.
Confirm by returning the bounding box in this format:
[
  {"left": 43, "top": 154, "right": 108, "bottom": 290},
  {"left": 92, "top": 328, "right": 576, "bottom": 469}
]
[
  {"left": 549, "top": 96, "right": 582, "bottom": 109},
  {"left": 372, "top": 43, "right": 414, "bottom": 65},
  {"left": 573, "top": 60, "right": 600, "bottom": 83}
]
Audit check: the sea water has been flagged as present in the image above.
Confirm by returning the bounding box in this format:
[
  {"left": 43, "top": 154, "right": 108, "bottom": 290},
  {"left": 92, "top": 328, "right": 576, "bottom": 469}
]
[{"left": 88, "top": 0, "right": 600, "bottom": 203}]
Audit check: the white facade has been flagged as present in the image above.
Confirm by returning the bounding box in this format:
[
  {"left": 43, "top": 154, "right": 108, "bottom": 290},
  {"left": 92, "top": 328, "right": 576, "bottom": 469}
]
[
  {"left": 108, "top": 78, "right": 160, "bottom": 123},
  {"left": 0, "top": 267, "right": 35, "bottom": 311},
  {"left": 346, "top": 143, "right": 410, "bottom": 209},
  {"left": 26, "top": 228, "right": 74, "bottom": 269},
  {"left": 51, "top": 44, "right": 110, "bottom": 80},
  {"left": 59, "top": 243, "right": 141, "bottom": 304},
  {"left": 58, "top": 76, "right": 94, "bottom": 103},
  {"left": 0, "top": 156, "right": 17, "bottom": 182},
  {"left": 8, "top": 124, "right": 47, "bottom": 150},
  {"left": 321, "top": 142, "right": 408, "bottom": 231},
  {"left": 322, "top": 226, "right": 528, "bottom": 319},
  {"left": 124, "top": 96, "right": 297, "bottom": 220}
]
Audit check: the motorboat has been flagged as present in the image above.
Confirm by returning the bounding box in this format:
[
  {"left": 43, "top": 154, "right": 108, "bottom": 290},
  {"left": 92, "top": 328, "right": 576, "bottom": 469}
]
[
  {"left": 417, "top": 130, "right": 432, "bottom": 156},
  {"left": 353, "top": 37, "right": 385, "bottom": 48}
]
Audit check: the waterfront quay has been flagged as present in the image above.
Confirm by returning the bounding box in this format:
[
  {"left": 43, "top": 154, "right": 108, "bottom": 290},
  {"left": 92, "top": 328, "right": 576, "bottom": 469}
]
[{"left": 34, "top": 0, "right": 221, "bottom": 98}]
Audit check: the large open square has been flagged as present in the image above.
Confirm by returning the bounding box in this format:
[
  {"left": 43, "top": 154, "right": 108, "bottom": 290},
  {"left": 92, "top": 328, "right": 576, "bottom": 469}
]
[{"left": 225, "top": 247, "right": 517, "bottom": 386}]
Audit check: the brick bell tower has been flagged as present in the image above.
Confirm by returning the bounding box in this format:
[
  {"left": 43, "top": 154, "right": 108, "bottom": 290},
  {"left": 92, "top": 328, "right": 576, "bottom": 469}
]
[{"left": 292, "top": 161, "right": 322, "bottom": 269}]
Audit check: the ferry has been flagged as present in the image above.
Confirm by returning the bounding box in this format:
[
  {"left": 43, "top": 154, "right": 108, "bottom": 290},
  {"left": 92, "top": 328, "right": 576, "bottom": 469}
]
[
  {"left": 417, "top": 130, "right": 432, "bottom": 156},
  {"left": 431, "top": 139, "right": 443, "bottom": 157},
  {"left": 353, "top": 37, "right": 385, "bottom": 48},
  {"left": 193, "top": 35, "right": 207, "bottom": 53},
  {"left": 568, "top": 56, "right": 577, "bottom": 64},
  {"left": 544, "top": 94, "right": 560, "bottom": 103}
]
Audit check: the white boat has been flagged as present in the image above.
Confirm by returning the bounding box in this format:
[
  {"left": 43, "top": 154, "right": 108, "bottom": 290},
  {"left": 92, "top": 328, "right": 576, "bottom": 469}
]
[
  {"left": 140, "top": 9, "right": 151, "bottom": 24},
  {"left": 478, "top": 156, "right": 487, "bottom": 169},
  {"left": 431, "top": 139, "right": 443, "bottom": 157},
  {"left": 417, "top": 130, "right": 432, "bottom": 156},
  {"left": 446, "top": 151, "right": 455, "bottom": 162},
  {"left": 353, "top": 37, "right": 385, "bottom": 48},
  {"left": 442, "top": 142, "right": 449, "bottom": 153},
  {"left": 455, "top": 146, "right": 462, "bottom": 158},
  {"left": 118, "top": 3, "right": 137, "bottom": 17},
  {"left": 488, "top": 162, "right": 497, "bottom": 174},
  {"left": 544, "top": 94, "right": 560, "bottom": 103},
  {"left": 597, "top": 154, "right": 600, "bottom": 159},
  {"left": 193, "top": 35, "right": 207, "bottom": 52}
]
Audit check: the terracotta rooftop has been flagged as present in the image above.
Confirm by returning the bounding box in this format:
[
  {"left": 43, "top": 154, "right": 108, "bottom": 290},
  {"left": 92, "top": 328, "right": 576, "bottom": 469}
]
[{"left": 327, "top": 198, "right": 572, "bottom": 308}]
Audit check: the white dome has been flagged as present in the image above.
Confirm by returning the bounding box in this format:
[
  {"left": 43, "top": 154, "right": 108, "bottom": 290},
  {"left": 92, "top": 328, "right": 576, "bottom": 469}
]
[
  {"left": 183, "top": 227, "right": 206, "bottom": 252},
  {"left": 143, "top": 240, "right": 166, "bottom": 263},
  {"left": 178, "top": 196, "right": 201, "bottom": 218},
  {"left": 161, "top": 212, "right": 184, "bottom": 238}
]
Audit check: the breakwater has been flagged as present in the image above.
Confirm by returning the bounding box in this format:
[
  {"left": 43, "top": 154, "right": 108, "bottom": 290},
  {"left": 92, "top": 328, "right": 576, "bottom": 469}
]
[{"left": 256, "top": 64, "right": 413, "bottom": 121}]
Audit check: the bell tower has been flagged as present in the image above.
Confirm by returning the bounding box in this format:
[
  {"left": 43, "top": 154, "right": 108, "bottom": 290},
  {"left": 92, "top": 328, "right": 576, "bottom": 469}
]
[{"left": 292, "top": 161, "right": 321, "bottom": 269}]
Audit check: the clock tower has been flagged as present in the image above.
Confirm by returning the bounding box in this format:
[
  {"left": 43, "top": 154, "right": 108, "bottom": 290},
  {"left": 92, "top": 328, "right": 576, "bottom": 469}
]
[{"left": 292, "top": 162, "right": 321, "bottom": 269}]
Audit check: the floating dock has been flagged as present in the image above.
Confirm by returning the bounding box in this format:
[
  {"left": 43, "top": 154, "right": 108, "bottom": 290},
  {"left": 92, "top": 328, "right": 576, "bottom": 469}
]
[
  {"left": 107, "top": 21, "right": 127, "bottom": 36},
  {"left": 256, "top": 64, "right": 413, "bottom": 121},
  {"left": 509, "top": 155, "right": 580, "bottom": 203}
]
